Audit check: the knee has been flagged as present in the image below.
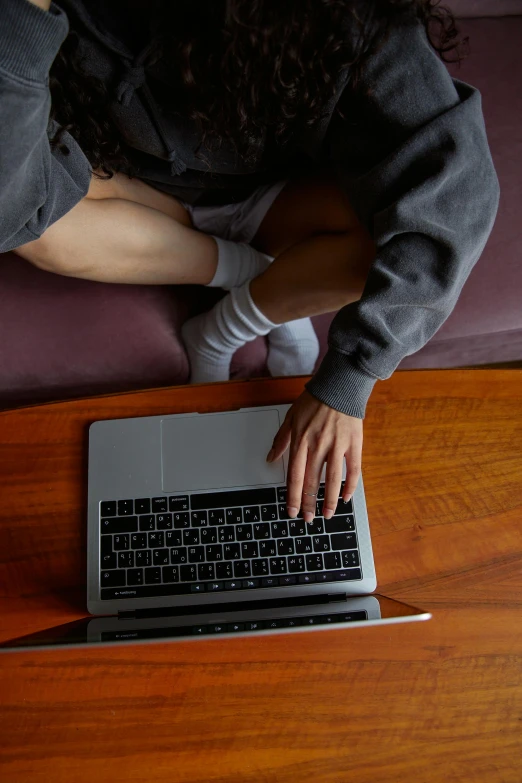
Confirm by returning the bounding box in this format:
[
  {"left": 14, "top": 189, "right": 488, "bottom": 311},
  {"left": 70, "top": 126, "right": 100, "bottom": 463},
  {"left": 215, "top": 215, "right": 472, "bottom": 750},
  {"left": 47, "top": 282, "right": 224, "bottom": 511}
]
[{"left": 14, "top": 229, "right": 73, "bottom": 275}]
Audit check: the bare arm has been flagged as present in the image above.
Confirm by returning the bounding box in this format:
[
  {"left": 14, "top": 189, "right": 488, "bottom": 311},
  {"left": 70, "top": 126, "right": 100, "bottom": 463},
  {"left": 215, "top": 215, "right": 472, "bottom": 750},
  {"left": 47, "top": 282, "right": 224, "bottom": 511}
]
[{"left": 26, "top": 0, "right": 51, "bottom": 11}]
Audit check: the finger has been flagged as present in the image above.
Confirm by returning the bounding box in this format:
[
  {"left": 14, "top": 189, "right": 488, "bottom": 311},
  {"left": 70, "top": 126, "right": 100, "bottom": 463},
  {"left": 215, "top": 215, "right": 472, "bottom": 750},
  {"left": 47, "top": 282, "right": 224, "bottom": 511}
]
[
  {"left": 286, "top": 437, "right": 309, "bottom": 519},
  {"left": 322, "top": 446, "right": 345, "bottom": 519},
  {"left": 342, "top": 437, "right": 363, "bottom": 502},
  {"left": 266, "top": 411, "right": 292, "bottom": 463},
  {"left": 301, "top": 449, "right": 327, "bottom": 523}
]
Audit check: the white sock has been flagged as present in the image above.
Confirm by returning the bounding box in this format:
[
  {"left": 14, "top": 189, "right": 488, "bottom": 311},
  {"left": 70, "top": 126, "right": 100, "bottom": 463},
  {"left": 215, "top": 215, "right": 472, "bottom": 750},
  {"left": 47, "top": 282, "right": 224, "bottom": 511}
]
[
  {"left": 207, "top": 236, "right": 273, "bottom": 290},
  {"left": 182, "top": 280, "right": 278, "bottom": 383},
  {"left": 267, "top": 317, "right": 320, "bottom": 377}
]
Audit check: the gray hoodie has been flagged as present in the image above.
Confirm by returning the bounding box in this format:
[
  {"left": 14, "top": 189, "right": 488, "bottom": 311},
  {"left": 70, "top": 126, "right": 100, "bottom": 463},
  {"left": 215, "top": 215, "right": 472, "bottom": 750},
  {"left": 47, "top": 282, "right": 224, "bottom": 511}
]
[{"left": 0, "top": 0, "right": 500, "bottom": 417}]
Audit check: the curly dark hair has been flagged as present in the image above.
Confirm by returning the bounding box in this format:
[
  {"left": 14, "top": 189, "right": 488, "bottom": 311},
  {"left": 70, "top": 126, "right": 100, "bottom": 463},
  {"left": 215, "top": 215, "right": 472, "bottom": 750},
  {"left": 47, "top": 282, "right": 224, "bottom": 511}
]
[{"left": 49, "top": 0, "right": 469, "bottom": 179}]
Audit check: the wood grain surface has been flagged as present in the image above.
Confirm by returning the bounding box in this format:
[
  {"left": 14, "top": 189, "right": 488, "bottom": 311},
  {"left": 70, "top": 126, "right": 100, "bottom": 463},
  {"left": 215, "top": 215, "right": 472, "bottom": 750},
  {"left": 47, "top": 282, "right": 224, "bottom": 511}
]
[{"left": 0, "top": 369, "right": 521, "bottom": 783}]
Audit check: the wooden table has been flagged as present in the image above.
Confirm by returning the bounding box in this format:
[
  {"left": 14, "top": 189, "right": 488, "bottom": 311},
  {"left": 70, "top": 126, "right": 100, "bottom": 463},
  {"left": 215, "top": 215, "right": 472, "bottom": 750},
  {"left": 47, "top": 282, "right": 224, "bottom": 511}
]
[{"left": 0, "top": 369, "right": 521, "bottom": 783}]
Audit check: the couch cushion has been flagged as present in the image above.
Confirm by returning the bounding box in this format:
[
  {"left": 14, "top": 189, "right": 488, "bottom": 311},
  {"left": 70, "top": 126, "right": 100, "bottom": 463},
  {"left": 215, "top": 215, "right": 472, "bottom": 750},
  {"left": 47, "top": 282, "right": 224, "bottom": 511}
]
[{"left": 0, "top": 253, "right": 267, "bottom": 407}]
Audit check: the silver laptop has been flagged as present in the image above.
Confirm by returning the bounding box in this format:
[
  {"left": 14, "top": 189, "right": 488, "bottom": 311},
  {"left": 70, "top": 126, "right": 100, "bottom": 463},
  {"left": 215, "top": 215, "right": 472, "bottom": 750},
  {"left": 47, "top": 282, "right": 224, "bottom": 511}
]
[{"left": 0, "top": 403, "right": 430, "bottom": 651}]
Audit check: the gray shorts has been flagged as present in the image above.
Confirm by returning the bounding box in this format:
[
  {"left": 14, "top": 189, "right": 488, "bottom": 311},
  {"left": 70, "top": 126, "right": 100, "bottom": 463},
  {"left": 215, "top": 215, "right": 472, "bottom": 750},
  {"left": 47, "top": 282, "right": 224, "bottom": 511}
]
[{"left": 181, "top": 180, "right": 288, "bottom": 244}]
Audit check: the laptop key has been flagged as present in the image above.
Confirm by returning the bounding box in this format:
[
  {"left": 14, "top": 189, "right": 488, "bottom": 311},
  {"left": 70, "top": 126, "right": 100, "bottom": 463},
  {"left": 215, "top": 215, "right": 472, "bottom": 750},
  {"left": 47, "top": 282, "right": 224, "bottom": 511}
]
[
  {"left": 323, "top": 552, "right": 342, "bottom": 570},
  {"left": 331, "top": 568, "right": 362, "bottom": 581},
  {"left": 162, "top": 566, "right": 179, "bottom": 583},
  {"left": 208, "top": 509, "right": 225, "bottom": 525},
  {"left": 216, "top": 562, "right": 233, "bottom": 580},
  {"left": 241, "top": 541, "right": 259, "bottom": 559},
  {"left": 271, "top": 522, "right": 288, "bottom": 538},
  {"left": 101, "top": 517, "right": 138, "bottom": 534},
  {"left": 259, "top": 540, "right": 276, "bottom": 557},
  {"left": 113, "top": 534, "right": 130, "bottom": 551},
  {"left": 200, "top": 528, "right": 217, "bottom": 545},
  {"left": 261, "top": 505, "right": 278, "bottom": 522},
  {"left": 170, "top": 547, "right": 187, "bottom": 564},
  {"left": 288, "top": 556, "right": 305, "bottom": 573},
  {"left": 191, "top": 511, "right": 208, "bottom": 527},
  {"left": 252, "top": 558, "right": 269, "bottom": 576},
  {"left": 207, "top": 581, "right": 224, "bottom": 592},
  {"left": 183, "top": 529, "right": 200, "bottom": 546},
  {"left": 253, "top": 523, "right": 270, "bottom": 540},
  {"left": 270, "top": 557, "right": 288, "bottom": 575},
  {"left": 295, "top": 537, "right": 312, "bottom": 554},
  {"left": 153, "top": 549, "right": 169, "bottom": 566},
  {"left": 342, "top": 550, "right": 360, "bottom": 568},
  {"left": 236, "top": 525, "right": 253, "bottom": 541},
  {"left": 101, "top": 535, "right": 113, "bottom": 556},
  {"left": 298, "top": 574, "right": 315, "bottom": 584},
  {"left": 331, "top": 533, "right": 357, "bottom": 551},
  {"left": 277, "top": 539, "right": 294, "bottom": 556},
  {"left": 165, "top": 530, "right": 182, "bottom": 547},
  {"left": 206, "top": 544, "right": 223, "bottom": 561},
  {"left": 218, "top": 526, "right": 236, "bottom": 543},
  {"left": 127, "top": 568, "right": 144, "bottom": 585},
  {"left": 173, "top": 513, "right": 190, "bottom": 529},
  {"left": 101, "top": 552, "right": 117, "bottom": 569},
  {"left": 224, "top": 580, "right": 242, "bottom": 590},
  {"left": 325, "top": 515, "right": 355, "bottom": 534},
  {"left": 243, "top": 506, "right": 260, "bottom": 523},
  {"left": 169, "top": 495, "right": 189, "bottom": 512},
  {"left": 243, "top": 579, "right": 259, "bottom": 589},
  {"left": 261, "top": 577, "right": 279, "bottom": 587},
  {"left": 156, "top": 513, "right": 173, "bottom": 530},
  {"left": 148, "top": 531, "right": 164, "bottom": 548},
  {"left": 134, "top": 498, "right": 151, "bottom": 515},
  {"left": 306, "top": 554, "right": 324, "bottom": 571},
  {"left": 117, "top": 500, "right": 133, "bottom": 516},
  {"left": 226, "top": 508, "right": 243, "bottom": 524},
  {"left": 145, "top": 567, "right": 161, "bottom": 584},
  {"left": 224, "top": 543, "right": 241, "bottom": 560},
  {"left": 334, "top": 497, "right": 354, "bottom": 514},
  {"left": 188, "top": 546, "right": 205, "bottom": 563},
  {"left": 139, "top": 515, "right": 155, "bottom": 531},
  {"left": 313, "top": 535, "right": 330, "bottom": 552},
  {"left": 118, "top": 551, "right": 134, "bottom": 569},
  {"left": 280, "top": 575, "right": 297, "bottom": 586},
  {"left": 278, "top": 504, "right": 290, "bottom": 520},
  {"left": 100, "top": 501, "right": 117, "bottom": 517},
  {"left": 152, "top": 497, "right": 168, "bottom": 513},
  {"left": 306, "top": 520, "right": 324, "bottom": 535},
  {"left": 131, "top": 533, "right": 147, "bottom": 549},
  {"left": 101, "top": 570, "right": 126, "bottom": 587},
  {"left": 234, "top": 561, "right": 251, "bottom": 578},
  {"left": 180, "top": 565, "right": 197, "bottom": 582},
  {"left": 136, "top": 550, "right": 151, "bottom": 567},
  {"left": 198, "top": 563, "right": 215, "bottom": 581},
  {"left": 289, "top": 520, "right": 306, "bottom": 537},
  {"left": 277, "top": 486, "right": 287, "bottom": 503}
]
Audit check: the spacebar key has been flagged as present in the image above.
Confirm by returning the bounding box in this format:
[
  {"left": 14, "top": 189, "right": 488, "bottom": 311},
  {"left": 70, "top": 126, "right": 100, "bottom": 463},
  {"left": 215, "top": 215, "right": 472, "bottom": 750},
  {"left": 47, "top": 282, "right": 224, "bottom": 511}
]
[{"left": 190, "top": 487, "right": 276, "bottom": 510}]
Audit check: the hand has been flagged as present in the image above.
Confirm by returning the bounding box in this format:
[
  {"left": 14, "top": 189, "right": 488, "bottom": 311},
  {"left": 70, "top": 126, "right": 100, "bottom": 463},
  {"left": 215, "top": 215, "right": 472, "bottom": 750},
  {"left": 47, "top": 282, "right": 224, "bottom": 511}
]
[{"left": 266, "top": 390, "right": 363, "bottom": 522}]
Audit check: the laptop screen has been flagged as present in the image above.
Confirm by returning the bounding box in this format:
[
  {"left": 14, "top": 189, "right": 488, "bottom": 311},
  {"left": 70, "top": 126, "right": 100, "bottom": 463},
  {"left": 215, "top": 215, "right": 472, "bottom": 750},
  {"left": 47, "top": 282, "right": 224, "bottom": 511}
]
[{"left": 0, "top": 595, "right": 430, "bottom": 651}]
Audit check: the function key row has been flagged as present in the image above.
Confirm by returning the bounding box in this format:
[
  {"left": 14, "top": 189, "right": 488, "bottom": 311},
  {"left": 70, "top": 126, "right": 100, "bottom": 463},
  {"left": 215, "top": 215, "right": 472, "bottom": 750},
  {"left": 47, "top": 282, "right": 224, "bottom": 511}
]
[{"left": 100, "top": 567, "right": 363, "bottom": 600}]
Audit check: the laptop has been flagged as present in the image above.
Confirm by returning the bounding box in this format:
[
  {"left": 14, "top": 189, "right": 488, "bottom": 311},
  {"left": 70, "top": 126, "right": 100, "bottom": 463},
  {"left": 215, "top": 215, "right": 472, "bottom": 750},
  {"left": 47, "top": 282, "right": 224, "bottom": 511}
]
[{"left": 0, "top": 403, "right": 430, "bottom": 651}]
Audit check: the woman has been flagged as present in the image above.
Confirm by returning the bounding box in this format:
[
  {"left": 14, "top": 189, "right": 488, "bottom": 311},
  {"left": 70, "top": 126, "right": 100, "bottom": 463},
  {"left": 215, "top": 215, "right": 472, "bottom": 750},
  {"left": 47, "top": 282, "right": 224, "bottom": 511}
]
[{"left": 1, "top": 0, "right": 499, "bottom": 521}]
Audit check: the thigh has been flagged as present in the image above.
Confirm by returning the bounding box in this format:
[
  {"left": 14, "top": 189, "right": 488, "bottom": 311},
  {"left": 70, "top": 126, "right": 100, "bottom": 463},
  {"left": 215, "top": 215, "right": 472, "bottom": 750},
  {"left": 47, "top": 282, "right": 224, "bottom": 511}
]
[
  {"left": 252, "top": 169, "right": 366, "bottom": 257},
  {"left": 87, "top": 170, "right": 193, "bottom": 227}
]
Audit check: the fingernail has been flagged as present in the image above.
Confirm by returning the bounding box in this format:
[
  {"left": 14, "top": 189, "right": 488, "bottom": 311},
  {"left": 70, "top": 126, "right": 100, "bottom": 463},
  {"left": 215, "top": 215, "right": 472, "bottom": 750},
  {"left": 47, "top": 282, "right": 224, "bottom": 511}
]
[
  {"left": 287, "top": 506, "right": 298, "bottom": 518},
  {"left": 323, "top": 509, "right": 333, "bottom": 520},
  {"left": 304, "top": 511, "right": 314, "bottom": 523},
  {"left": 266, "top": 448, "right": 275, "bottom": 462},
  {"left": 343, "top": 494, "right": 352, "bottom": 503}
]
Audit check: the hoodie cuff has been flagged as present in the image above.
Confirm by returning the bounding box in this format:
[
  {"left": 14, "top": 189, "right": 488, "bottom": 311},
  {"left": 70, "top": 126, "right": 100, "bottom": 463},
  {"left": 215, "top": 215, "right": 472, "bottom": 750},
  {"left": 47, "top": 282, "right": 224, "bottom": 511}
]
[
  {"left": 305, "top": 349, "right": 378, "bottom": 419},
  {"left": 1, "top": 0, "right": 69, "bottom": 83}
]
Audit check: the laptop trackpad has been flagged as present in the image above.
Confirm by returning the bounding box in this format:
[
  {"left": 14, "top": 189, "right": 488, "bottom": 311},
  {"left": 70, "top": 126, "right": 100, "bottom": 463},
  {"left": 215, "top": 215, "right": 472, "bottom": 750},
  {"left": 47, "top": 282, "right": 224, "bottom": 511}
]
[{"left": 161, "top": 410, "right": 285, "bottom": 493}]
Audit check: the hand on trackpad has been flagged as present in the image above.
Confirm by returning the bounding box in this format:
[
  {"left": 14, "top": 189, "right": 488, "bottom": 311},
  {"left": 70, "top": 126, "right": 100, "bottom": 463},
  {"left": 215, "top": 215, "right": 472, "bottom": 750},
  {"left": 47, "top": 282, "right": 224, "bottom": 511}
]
[{"left": 161, "top": 410, "right": 285, "bottom": 493}]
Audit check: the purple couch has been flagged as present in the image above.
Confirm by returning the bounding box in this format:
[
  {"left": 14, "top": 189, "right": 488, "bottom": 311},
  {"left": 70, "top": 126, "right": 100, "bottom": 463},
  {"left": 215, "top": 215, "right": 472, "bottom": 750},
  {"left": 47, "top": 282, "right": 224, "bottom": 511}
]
[{"left": 1, "top": 0, "right": 520, "bottom": 407}]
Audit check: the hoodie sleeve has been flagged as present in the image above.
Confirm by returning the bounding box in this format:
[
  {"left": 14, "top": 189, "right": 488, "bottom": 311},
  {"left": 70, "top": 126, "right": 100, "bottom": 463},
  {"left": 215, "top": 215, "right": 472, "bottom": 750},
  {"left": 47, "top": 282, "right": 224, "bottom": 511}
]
[
  {"left": 0, "top": 0, "right": 91, "bottom": 253},
  {"left": 305, "top": 18, "right": 500, "bottom": 418}
]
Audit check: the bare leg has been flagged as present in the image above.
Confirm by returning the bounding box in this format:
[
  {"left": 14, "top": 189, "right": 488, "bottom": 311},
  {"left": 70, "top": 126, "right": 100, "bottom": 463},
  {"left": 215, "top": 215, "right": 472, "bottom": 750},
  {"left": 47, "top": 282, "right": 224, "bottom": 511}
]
[
  {"left": 250, "top": 171, "right": 375, "bottom": 323},
  {"left": 14, "top": 173, "right": 219, "bottom": 286}
]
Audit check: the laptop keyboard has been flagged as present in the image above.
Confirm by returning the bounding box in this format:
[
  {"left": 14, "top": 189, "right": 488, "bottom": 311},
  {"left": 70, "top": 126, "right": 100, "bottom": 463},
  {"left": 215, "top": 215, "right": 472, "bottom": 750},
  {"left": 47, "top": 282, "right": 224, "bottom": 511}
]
[{"left": 98, "top": 484, "right": 362, "bottom": 600}]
